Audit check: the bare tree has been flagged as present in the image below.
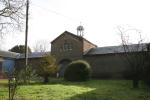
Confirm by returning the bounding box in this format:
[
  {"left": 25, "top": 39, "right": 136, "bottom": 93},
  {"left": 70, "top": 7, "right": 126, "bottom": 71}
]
[
  {"left": 118, "top": 27, "right": 148, "bottom": 88},
  {"left": 0, "top": 0, "right": 25, "bottom": 36},
  {"left": 33, "top": 40, "right": 50, "bottom": 52}
]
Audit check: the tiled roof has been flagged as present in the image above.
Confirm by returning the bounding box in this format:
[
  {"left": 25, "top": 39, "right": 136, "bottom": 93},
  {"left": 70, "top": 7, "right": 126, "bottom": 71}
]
[
  {"left": 0, "top": 50, "right": 19, "bottom": 58},
  {"left": 18, "top": 52, "right": 50, "bottom": 59},
  {"left": 84, "top": 43, "right": 148, "bottom": 55},
  {"left": 0, "top": 50, "right": 50, "bottom": 59}
]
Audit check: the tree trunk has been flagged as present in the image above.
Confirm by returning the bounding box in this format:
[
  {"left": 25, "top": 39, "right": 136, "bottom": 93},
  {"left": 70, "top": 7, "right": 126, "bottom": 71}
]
[
  {"left": 133, "top": 79, "right": 139, "bottom": 88},
  {"left": 44, "top": 76, "right": 49, "bottom": 83}
]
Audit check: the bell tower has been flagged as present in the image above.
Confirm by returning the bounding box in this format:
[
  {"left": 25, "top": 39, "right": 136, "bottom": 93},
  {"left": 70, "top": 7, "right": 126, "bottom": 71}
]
[{"left": 77, "top": 24, "right": 84, "bottom": 37}]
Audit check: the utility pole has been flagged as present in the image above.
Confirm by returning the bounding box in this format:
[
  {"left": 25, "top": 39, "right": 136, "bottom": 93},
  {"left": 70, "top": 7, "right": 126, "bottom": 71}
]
[{"left": 25, "top": 0, "right": 29, "bottom": 67}]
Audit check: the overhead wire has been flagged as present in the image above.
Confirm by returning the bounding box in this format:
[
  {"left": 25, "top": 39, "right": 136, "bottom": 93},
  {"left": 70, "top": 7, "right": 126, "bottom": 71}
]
[{"left": 31, "top": 3, "right": 80, "bottom": 23}]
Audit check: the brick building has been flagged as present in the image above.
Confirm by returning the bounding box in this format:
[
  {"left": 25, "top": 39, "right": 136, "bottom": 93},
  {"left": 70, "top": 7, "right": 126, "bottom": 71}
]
[
  {"left": 51, "top": 31, "right": 97, "bottom": 76},
  {"left": 51, "top": 29, "right": 149, "bottom": 78},
  {"left": 1, "top": 26, "right": 149, "bottom": 79}
]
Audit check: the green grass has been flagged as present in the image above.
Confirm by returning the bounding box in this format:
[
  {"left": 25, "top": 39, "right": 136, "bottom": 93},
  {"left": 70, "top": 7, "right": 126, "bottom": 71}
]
[{"left": 0, "top": 78, "right": 150, "bottom": 100}]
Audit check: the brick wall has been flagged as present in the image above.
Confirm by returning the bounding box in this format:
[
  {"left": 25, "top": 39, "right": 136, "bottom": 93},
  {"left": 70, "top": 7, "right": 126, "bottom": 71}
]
[
  {"left": 15, "top": 57, "right": 56, "bottom": 77},
  {"left": 84, "top": 53, "right": 131, "bottom": 79},
  {"left": 15, "top": 58, "right": 43, "bottom": 70},
  {"left": 51, "top": 32, "right": 83, "bottom": 63},
  {"left": 83, "top": 39, "right": 97, "bottom": 52}
]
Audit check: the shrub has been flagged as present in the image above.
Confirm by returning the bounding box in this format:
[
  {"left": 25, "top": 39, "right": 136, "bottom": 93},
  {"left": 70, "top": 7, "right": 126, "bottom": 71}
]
[
  {"left": 35, "top": 54, "right": 58, "bottom": 83},
  {"left": 64, "top": 60, "right": 91, "bottom": 81},
  {"left": 143, "top": 63, "right": 150, "bottom": 86}
]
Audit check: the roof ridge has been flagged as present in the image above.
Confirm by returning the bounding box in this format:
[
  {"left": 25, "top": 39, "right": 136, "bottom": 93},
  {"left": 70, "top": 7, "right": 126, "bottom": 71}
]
[
  {"left": 51, "top": 31, "right": 97, "bottom": 47},
  {"left": 84, "top": 43, "right": 149, "bottom": 55}
]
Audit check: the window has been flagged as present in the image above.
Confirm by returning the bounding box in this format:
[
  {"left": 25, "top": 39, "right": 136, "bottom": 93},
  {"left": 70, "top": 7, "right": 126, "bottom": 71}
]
[
  {"left": 63, "top": 42, "right": 72, "bottom": 51},
  {"left": 68, "top": 43, "right": 72, "bottom": 51}
]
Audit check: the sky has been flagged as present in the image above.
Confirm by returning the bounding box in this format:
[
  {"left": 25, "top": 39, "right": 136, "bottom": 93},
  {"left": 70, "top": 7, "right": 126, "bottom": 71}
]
[{"left": 1, "top": 0, "right": 150, "bottom": 51}]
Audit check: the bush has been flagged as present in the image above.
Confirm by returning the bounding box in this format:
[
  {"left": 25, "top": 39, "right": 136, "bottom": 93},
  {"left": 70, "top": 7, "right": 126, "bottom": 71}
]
[
  {"left": 64, "top": 60, "right": 91, "bottom": 81},
  {"left": 143, "top": 63, "right": 150, "bottom": 86}
]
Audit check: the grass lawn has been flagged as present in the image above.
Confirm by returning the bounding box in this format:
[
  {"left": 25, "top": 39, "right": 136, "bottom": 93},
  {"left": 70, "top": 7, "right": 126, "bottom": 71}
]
[{"left": 0, "top": 78, "right": 150, "bottom": 100}]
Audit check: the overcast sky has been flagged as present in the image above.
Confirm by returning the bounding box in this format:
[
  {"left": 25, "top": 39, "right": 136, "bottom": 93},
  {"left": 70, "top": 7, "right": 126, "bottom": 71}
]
[{"left": 1, "top": 0, "right": 150, "bottom": 51}]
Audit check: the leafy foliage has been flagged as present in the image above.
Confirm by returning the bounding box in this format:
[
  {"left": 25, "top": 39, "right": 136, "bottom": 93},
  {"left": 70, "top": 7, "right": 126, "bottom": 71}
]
[
  {"left": 35, "top": 54, "right": 58, "bottom": 83},
  {"left": 64, "top": 60, "right": 91, "bottom": 81},
  {"left": 9, "top": 45, "right": 32, "bottom": 53}
]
